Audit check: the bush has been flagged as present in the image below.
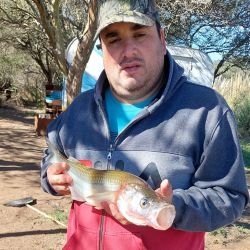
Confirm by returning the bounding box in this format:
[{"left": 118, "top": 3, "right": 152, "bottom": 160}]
[
  {"left": 214, "top": 72, "right": 250, "bottom": 138},
  {"left": 234, "top": 98, "right": 250, "bottom": 137},
  {"left": 241, "top": 140, "right": 250, "bottom": 169}
]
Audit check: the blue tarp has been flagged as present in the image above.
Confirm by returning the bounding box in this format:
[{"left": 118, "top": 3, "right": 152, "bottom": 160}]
[
  {"left": 45, "top": 91, "right": 62, "bottom": 103},
  {"left": 81, "top": 72, "right": 96, "bottom": 92}
]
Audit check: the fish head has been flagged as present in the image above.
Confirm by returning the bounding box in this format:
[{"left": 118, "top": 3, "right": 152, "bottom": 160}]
[{"left": 116, "top": 184, "right": 176, "bottom": 230}]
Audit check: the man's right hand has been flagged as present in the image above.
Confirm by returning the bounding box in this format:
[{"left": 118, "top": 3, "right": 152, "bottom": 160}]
[{"left": 47, "top": 162, "right": 73, "bottom": 195}]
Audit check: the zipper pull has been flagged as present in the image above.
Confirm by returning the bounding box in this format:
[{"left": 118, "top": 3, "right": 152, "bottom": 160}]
[
  {"left": 107, "top": 144, "right": 113, "bottom": 160},
  {"left": 107, "top": 152, "right": 112, "bottom": 160},
  {"left": 107, "top": 144, "right": 114, "bottom": 170}
]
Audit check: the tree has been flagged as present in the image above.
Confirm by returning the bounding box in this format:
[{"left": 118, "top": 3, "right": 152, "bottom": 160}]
[
  {"left": 0, "top": 0, "right": 62, "bottom": 86},
  {"left": 0, "top": 42, "right": 46, "bottom": 106},
  {"left": 157, "top": 0, "right": 250, "bottom": 78},
  {"left": 65, "top": 0, "right": 98, "bottom": 104},
  {"left": 1, "top": 0, "right": 249, "bottom": 106},
  {"left": 0, "top": 0, "right": 96, "bottom": 104},
  {"left": 23, "top": 0, "right": 98, "bottom": 104}
]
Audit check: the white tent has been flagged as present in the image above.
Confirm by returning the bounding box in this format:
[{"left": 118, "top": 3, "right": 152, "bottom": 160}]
[{"left": 167, "top": 45, "right": 214, "bottom": 87}]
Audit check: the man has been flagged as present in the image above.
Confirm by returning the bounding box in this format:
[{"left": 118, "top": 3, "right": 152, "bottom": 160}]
[{"left": 41, "top": 0, "right": 249, "bottom": 249}]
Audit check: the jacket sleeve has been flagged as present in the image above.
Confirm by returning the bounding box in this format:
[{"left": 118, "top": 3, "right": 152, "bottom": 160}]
[
  {"left": 172, "top": 109, "right": 249, "bottom": 232},
  {"left": 40, "top": 115, "right": 64, "bottom": 196}
]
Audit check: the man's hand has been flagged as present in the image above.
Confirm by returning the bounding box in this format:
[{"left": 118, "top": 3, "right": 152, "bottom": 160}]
[
  {"left": 101, "top": 179, "right": 173, "bottom": 225},
  {"left": 47, "top": 162, "right": 73, "bottom": 195}
]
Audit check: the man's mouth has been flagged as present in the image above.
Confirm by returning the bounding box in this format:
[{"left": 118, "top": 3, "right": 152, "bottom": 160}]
[{"left": 121, "top": 63, "right": 141, "bottom": 74}]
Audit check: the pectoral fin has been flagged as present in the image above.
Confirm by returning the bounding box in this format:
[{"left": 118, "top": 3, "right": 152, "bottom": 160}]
[
  {"left": 85, "top": 191, "right": 116, "bottom": 208},
  {"left": 69, "top": 186, "right": 86, "bottom": 202}
]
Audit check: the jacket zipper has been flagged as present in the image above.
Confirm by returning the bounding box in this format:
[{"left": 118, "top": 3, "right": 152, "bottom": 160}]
[
  {"left": 97, "top": 101, "right": 112, "bottom": 250},
  {"left": 100, "top": 143, "right": 114, "bottom": 248},
  {"left": 96, "top": 100, "right": 150, "bottom": 249},
  {"left": 99, "top": 144, "right": 112, "bottom": 249},
  {"left": 107, "top": 143, "right": 113, "bottom": 170}
]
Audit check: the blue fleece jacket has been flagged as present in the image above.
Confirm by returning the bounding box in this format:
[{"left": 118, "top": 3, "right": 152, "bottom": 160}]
[{"left": 41, "top": 51, "right": 249, "bottom": 232}]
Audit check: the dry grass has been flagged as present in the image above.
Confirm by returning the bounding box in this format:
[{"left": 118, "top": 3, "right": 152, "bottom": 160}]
[
  {"left": 214, "top": 72, "right": 250, "bottom": 138},
  {"left": 214, "top": 72, "right": 250, "bottom": 107}
]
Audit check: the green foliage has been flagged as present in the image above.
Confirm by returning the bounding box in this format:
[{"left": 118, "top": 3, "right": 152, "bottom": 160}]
[
  {"left": 157, "top": 0, "right": 250, "bottom": 77},
  {"left": 241, "top": 140, "right": 250, "bottom": 169},
  {"left": 210, "top": 227, "right": 228, "bottom": 238},
  {"left": 52, "top": 208, "right": 68, "bottom": 225},
  {"left": 0, "top": 0, "right": 89, "bottom": 104},
  {"left": 234, "top": 98, "right": 250, "bottom": 138},
  {"left": 210, "top": 224, "right": 250, "bottom": 242},
  {"left": 0, "top": 53, "right": 18, "bottom": 91},
  {"left": 214, "top": 72, "right": 250, "bottom": 138},
  {"left": 214, "top": 72, "right": 250, "bottom": 166},
  {"left": 0, "top": 46, "right": 47, "bottom": 106}
]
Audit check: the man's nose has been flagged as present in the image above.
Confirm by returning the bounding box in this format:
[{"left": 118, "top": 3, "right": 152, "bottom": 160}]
[{"left": 121, "top": 38, "right": 137, "bottom": 57}]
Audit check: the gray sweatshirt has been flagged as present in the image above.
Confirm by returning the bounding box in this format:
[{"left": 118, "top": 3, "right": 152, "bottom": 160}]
[{"left": 41, "top": 52, "right": 249, "bottom": 232}]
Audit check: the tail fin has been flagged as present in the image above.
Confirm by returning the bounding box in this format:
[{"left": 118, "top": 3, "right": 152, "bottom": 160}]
[
  {"left": 46, "top": 139, "right": 87, "bottom": 168},
  {"left": 46, "top": 139, "right": 68, "bottom": 163}
]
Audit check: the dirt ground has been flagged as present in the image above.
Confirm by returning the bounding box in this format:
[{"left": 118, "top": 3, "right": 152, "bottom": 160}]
[{"left": 0, "top": 105, "right": 249, "bottom": 250}]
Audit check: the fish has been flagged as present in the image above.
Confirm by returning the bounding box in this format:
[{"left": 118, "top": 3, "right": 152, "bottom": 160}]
[{"left": 47, "top": 140, "right": 176, "bottom": 230}]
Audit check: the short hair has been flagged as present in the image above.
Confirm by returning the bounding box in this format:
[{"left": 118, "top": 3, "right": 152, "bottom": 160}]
[{"left": 156, "top": 21, "right": 162, "bottom": 38}]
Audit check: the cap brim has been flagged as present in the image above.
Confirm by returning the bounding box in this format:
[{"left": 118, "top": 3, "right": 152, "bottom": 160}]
[{"left": 94, "top": 12, "right": 155, "bottom": 40}]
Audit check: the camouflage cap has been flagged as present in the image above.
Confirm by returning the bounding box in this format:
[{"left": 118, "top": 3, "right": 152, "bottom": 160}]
[{"left": 95, "top": 0, "right": 160, "bottom": 39}]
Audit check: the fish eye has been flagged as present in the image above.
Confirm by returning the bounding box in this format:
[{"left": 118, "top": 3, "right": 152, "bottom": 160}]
[{"left": 140, "top": 198, "right": 150, "bottom": 208}]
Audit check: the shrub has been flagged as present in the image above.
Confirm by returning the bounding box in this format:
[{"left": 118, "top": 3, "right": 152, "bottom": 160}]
[
  {"left": 214, "top": 72, "right": 250, "bottom": 138},
  {"left": 233, "top": 97, "right": 250, "bottom": 137}
]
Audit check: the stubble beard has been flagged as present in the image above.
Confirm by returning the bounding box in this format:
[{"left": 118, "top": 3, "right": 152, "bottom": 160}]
[{"left": 110, "top": 73, "right": 163, "bottom": 103}]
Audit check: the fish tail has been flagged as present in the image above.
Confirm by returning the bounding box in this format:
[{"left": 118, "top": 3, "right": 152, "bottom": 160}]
[{"left": 46, "top": 139, "right": 68, "bottom": 163}]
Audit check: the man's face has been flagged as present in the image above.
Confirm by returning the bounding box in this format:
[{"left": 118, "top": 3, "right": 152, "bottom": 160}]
[{"left": 100, "top": 22, "right": 166, "bottom": 103}]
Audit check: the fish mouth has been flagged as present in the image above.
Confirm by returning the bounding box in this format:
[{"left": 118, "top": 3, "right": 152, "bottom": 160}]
[{"left": 151, "top": 205, "right": 176, "bottom": 230}]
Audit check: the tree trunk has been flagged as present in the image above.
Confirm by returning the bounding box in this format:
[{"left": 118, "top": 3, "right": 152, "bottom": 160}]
[{"left": 66, "top": 0, "right": 98, "bottom": 106}]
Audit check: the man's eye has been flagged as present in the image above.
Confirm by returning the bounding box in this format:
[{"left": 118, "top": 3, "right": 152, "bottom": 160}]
[
  {"left": 109, "top": 38, "right": 120, "bottom": 44},
  {"left": 135, "top": 33, "right": 146, "bottom": 38}
]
